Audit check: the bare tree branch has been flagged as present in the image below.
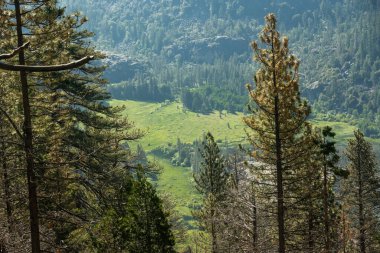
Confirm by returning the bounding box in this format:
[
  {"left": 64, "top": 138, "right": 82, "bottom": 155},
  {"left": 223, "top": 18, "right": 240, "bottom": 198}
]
[
  {"left": 0, "top": 41, "right": 30, "bottom": 60},
  {"left": 0, "top": 106, "right": 23, "bottom": 139},
  {"left": 0, "top": 55, "right": 94, "bottom": 72}
]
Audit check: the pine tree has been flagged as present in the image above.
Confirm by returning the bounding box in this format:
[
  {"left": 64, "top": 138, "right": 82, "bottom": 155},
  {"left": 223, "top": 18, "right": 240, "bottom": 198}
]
[
  {"left": 0, "top": 1, "right": 93, "bottom": 251},
  {"left": 318, "top": 126, "right": 347, "bottom": 252},
  {"left": 343, "top": 130, "right": 380, "bottom": 252},
  {"left": 193, "top": 132, "right": 228, "bottom": 253},
  {"left": 75, "top": 169, "right": 175, "bottom": 252},
  {"left": 297, "top": 126, "right": 345, "bottom": 252},
  {"left": 0, "top": 0, "right": 144, "bottom": 251},
  {"left": 0, "top": 74, "right": 23, "bottom": 252},
  {"left": 244, "top": 13, "right": 312, "bottom": 252},
  {"left": 194, "top": 132, "right": 227, "bottom": 200}
]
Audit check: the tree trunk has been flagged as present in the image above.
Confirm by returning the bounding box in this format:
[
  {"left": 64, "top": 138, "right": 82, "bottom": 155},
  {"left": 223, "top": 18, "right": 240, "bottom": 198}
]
[
  {"left": 357, "top": 147, "right": 366, "bottom": 253},
  {"left": 308, "top": 208, "right": 314, "bottom": 252},
  {"left": 211, "top": 207, "right": 217, "bottom": 253},
  {"left": 14, "top": 1, "right": 41, "bottom": 252},
  {"left": 1, "top": 144, "right": 12, "bottom": 230},
  {"left": 252, "top": 192, "right": 258, "bottom": 252},
  {"left": 272, "top": 29, "right": 286, "bottom": 253},
  {"left": 274, "top": 94, "right": 285, "bottom": 253},
  {"left": 323, "top": 159, "right": 330, "bottom": 252}
]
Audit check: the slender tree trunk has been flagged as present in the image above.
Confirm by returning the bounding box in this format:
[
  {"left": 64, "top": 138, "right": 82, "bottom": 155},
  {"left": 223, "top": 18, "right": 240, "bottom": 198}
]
[
  {"left": 2, "top": 164, "right": 12, "bottom": 230},
  {"left": 1, "top": 142, "right": 12, "bottom": 230},
  {"left": 14, "top": 1, "right": 41, "bottom": 252},
  {"left": 357, "top": 147, "right": 365, "bottom": 253},
  {"left": 340, "top": 206, "right": 347, "bottom": 253},
  {"left": 252, "top": 192, "right": 258, "bottom": 252},
  {"left": 323, "top": 158, "right": 330, "bottom": 252},
  {"left": 209, "top": 149, "right": 217, "bottom": 253},
  {"left": 271, "top": 28, "right": 286, "bottom": 253},
  {"left": 308, "top": 208, "right": 314, "bottom": 252},
  {"left": 0, "top": 137, "right": 10, "bottom": 253},
  {"left": 211, "top": 207, "right": 217, "bottom": 253},
  {"left": 274, "top": 98, "right": 285, "bottom": 253}
]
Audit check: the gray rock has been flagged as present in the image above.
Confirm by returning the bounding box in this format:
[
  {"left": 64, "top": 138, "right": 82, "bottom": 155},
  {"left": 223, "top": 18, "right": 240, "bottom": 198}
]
[{"left": 103, "top": 52, "right": 149, "bottom": 83}]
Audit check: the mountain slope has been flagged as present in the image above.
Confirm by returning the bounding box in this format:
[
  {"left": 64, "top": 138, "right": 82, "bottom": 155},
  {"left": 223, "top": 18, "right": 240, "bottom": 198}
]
[{"left": 62, "top": 0, "right": 380, "bottom": 136}]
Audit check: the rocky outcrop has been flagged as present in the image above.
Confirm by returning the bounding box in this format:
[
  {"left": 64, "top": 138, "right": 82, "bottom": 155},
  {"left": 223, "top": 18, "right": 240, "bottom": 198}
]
[{"left": 103, "top": 53, "right": 149, "bottom": 83}]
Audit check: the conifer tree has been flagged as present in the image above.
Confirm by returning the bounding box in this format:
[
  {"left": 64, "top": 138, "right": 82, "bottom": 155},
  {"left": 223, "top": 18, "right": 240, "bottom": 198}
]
[
  {"left": 0, "top": 0, "right": 144, "bottom": 251},
  {"left": 218, "top": 165, "right": 259, "bottom": 252},
  {"left": 0, "top": 1, "right": 93, "bottom": 251},
  {"left": 0, "top": 74, "right": 23, "bottom": 252},
  {"left": 193, "top": 132, "right": 228, "bottom": 253},
  {"left": 318, "top": 126, "right": 346, "bottom": 252},
  {"left": 297, "top": 126, "right": 344, "bottom": 252},
  {"left": 343, "top": 130, "right": 380, "bottom": 253},
  {"left": 73, "top": 169, "right": 175, "bottom": 252},
  {"left": 244, "top": 13, "right": 312, "bottom": 252}
]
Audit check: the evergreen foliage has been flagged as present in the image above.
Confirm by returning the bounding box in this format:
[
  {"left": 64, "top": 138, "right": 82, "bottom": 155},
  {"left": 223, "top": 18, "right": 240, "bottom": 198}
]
[
  {"left": 194, "top": 132, "right": 227, "bottom": 198},
  {"left": 244, "top": 13, "right": 314, "bottom": 252},
  {"left": 342, "top": 130, "right": 380, "bottom": 252},
  {"left": 0, "top": 0, "right": 175, "bottom": 252},
  {"left": 109, "top": 81, "right": 173, "bottom": 103},
  {"left": 193, "top": 132, "right": 228, "bottom": 252},
  {"left": 0, "top": 1, "right": 379, "bottom": 252},
  {"left": 72, "top": 170, "right": 175, "bottom": 253},
  {"left": 318, "top": 126, "right": 344, "bottom": 252}
]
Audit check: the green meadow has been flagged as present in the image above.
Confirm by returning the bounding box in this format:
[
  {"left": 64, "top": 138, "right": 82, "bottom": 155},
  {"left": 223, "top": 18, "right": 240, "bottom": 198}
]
[
  {"left": 111, "top": 99, "right": 246, "bottom": 151},
  {"left": 111, "top": 99, "right": 375, "bottom": 151},
  {"left": 110, "top": 99, "right": 380, "bottom": 248}
]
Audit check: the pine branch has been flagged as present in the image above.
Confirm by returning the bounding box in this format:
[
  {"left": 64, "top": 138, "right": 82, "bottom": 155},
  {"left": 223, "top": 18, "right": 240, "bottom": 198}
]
[
  {"left": 0, "top": 55, "right": 94, "bottom": 72},
  {"left": 0, "top": 107, "right": 23, "bottom": 139},
  {"left": 0, "top": 41, "right": 30, "bottom": 60}
]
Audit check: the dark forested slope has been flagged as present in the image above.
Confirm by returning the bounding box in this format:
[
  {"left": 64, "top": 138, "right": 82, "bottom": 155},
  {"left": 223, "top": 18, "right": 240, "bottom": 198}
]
[{"left": 62, "top": 0, "right": 380, "bottom": 135}]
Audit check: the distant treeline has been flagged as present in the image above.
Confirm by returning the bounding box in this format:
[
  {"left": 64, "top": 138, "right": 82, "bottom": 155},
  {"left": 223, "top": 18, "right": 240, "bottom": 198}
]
[
  {"left": 108, "top": 81, "right": 173, "bottom": 102},
  {"left": 181, "top": 85, "right": 247, "bottom": 113}
]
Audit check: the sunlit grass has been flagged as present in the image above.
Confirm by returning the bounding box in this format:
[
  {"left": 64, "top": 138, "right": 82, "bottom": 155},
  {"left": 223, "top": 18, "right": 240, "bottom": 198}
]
[
  {"left": 111, "top": 99, "right": 247, "bottom": 152},
  {"left": 110, "top": 99, "right": 380, "bottom": 249},
  {"left": 111, "top": 99, "right": 374, "bottom": 149}
]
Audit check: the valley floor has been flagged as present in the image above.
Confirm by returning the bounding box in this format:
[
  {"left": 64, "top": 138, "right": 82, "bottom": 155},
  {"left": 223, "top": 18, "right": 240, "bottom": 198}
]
[{"left": 110, "top": 99, "right": 380, "bottom": 250}]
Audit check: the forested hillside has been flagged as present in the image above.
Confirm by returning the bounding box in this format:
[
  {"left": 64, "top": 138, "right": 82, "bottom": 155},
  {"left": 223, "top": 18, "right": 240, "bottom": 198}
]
[
  {"left": 1, "top": 1, "right": 380, "bottom": 252},
  {"left": 62, "top": 0, "right": 380, "bottom": 136}
]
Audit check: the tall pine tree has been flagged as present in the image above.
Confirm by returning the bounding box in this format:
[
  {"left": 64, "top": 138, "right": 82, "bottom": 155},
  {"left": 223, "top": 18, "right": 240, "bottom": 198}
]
[
  {"left": 343, "top": 130, "right": 380, "bottom": 252},
  {"left": 193, "top": 132, "right": 228, "bottom": 253},
  {"left": 244, "top": 13, "right": 312, "bottom": 252},
  {"left": 0, "top": 0, "right": 150, "bottom": 251}
]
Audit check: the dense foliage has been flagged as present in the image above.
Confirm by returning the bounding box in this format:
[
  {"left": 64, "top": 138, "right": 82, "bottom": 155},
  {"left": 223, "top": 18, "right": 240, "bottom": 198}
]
[{"left": 0, "top": 1, "right": 175, "bottom": 252}]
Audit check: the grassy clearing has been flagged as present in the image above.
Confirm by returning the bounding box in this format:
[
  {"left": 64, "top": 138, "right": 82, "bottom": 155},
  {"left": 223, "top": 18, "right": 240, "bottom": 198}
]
[
  {"left": 151, "top": 156, "right": 200, "bottom": 218},
  {"left": 110, "top": 99, "right": 380, "bottom": 249},
  {"left": 111, "top": 99, "right": 372, "bottom": 150},
  {"left": 150, "top": 156, "right": 201, "bottom": 250},
  {"left": 111, "top": 99, "right": 246, "bottom": 152}
]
